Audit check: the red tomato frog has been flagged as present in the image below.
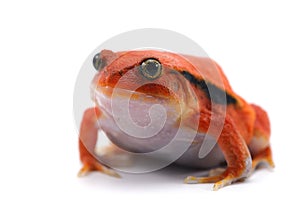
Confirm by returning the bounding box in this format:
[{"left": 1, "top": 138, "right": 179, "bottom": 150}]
[{"left": 77, "top": 50, "right": 274, "bottom": 190}]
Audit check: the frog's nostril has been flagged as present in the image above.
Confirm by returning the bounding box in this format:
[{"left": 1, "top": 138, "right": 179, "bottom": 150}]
[{"left": 93, "top": 53, "right": 106, "bottom": 71}]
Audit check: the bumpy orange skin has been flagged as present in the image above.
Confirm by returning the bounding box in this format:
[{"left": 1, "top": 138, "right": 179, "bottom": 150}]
[{"left": 78, "top": 50, "right": 274, "bottom": 190}]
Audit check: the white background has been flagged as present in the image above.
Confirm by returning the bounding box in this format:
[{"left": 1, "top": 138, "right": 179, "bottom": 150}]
[{"left": 1, "top": 0, "right": 299, "bottom": 199}]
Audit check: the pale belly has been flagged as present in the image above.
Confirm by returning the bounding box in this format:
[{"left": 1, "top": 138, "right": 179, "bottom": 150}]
[
  {"left": 94, "top": 87, "right": 225, "bottom": 169},
  {"left": 99, "top": 112, "right": 225, "bottom": 169}
]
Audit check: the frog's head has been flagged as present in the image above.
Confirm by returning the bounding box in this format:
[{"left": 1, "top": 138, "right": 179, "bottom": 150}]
[
  {"left": 90, "top": 49, "right": 202, "bottom": 151},
  {"left": 91, "top": 49, "right": 198, "bottom": 101},
  {"left": 91, "top": 49, "right": 237, "bottom": 111}
]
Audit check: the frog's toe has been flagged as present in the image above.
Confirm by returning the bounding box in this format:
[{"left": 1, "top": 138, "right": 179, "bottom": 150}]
[
  {"left": 213, "top": 177, "right": 234, "bottom": 191},
  {"left": 184, "top": 176, "right": 199, "bottom": 184},
  {"left": 78, "top": 162, "right": 121, "bottom": 178},
  {"left": 184, "top": 167, "right": 227, "bottom": 184},
  {"left": 184, "top": 175, "right": 223, "bottom": 184},
  {"left": 77, "top": 164, "right": 91, "bottom": 177},
  {"left": 184, "top": 174, "right": 240, "bottom": 191},
  {"left": 184, "top": 166, "right": 250, "bottom": 190}
]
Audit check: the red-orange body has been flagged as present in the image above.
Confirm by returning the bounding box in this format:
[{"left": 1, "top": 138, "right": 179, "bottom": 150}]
[{"left": 78, "top": 50, "right": 274, "bottom": 190}]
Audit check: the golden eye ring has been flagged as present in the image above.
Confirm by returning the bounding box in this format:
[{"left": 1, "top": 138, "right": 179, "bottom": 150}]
[{"left": 140, "top": 58, "right": 162, "bottom": 80}]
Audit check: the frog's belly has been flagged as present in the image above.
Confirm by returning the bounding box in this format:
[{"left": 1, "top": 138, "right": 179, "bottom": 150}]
[
  {"left": 95, "top": 88, "right": 225, "bottom": 169},
  {"left": 100, "top": 117, "right": 225, "bottom": 169}
]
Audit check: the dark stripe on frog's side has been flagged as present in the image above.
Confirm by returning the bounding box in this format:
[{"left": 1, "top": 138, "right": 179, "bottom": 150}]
[{"left": 181, "top": 71, "right": 237, "bottom": 105}]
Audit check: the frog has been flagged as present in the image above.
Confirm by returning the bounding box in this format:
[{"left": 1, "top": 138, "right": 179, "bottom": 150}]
[{"left": 77, "top": 49, "right": 274, "bottom": 190}]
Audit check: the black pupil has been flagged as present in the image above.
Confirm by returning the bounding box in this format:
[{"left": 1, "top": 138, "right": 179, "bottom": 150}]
[{"left": 145, "top": 61, "right": 159, "bottom": 76}]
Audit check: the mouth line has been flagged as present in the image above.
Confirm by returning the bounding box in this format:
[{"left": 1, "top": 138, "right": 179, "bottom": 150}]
[{"left": 91, "top": 85, "right": 179, "bottom": 118}]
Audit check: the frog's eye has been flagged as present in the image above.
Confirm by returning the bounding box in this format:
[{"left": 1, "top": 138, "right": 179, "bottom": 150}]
[
  {"left": 140, "top": 58, "right": 162, "bottom": 80},
  {"left": 93, "top": 53, "right": 106, "bottom": 71}
]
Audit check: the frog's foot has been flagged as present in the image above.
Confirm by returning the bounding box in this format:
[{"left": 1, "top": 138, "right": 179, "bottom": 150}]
[
  {"left": 184, "top": 166, "right": 248, "bottom": 191},
  {"left": 78, "top": 107, "right": 121, "bottom": 178},
  {"left": 78, "top": 157, "right": 120, "bottom": 178},
  {"left": 252, "top": 146, "right": 274, "bottom": 171}
]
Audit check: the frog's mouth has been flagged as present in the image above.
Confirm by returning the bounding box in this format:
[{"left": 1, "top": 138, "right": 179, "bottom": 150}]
[{"left": 92, "top": 85, "right": 182, "bottom": 130}]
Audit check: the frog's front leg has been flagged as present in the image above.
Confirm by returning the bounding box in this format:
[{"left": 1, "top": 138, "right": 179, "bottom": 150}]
[
  {"left": 78, "top": 107, "right": 120, "bottom": 177},
  {"left": 184, "top": 117, "right": 252, "bottom": 190}
]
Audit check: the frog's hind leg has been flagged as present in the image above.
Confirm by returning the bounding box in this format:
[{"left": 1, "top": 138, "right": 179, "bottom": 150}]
[
  {"left": 185, "top": 116, "right": 252, "bottom": 190},
  {"left": 78, "top": 107, "right": 120, "bottom": 178},
  {"left": 252, "top": 146, "right": 274, "bottom": 170},
  {"left": 249, "top": 104, "right": 274, "bottom": 171}
]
